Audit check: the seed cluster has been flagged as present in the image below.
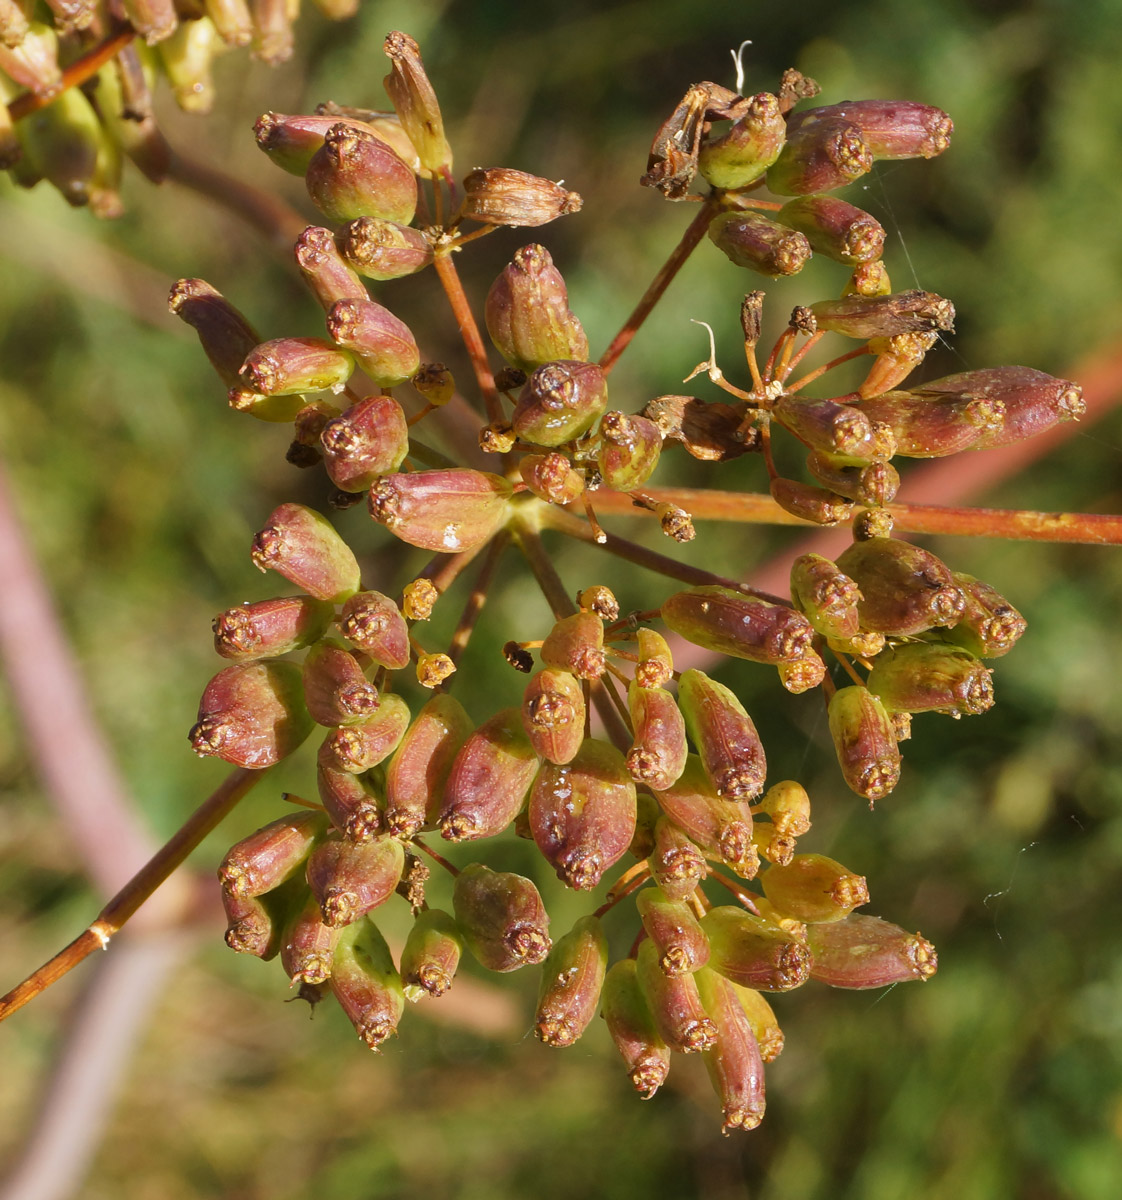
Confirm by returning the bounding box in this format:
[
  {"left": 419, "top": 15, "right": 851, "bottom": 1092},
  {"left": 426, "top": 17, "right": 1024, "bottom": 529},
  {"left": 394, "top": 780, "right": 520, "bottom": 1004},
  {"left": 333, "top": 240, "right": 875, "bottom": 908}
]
[
  {"left": 0, "top": 2, "right": 358, "bottom": 215},
  {"left": 173, "top": 36, "right": 1081, "bottom": 1133}
]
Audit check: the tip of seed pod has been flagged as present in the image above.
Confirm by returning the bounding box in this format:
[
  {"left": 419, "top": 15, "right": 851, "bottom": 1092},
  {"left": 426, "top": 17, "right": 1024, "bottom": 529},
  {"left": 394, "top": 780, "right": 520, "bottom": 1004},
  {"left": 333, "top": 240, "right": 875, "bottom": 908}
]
[
  {"left": 508, "top": 925, "right": 552, "bottom": 965},
  {"left": 536, "top": 1017, "right": 579, "bottom": 1047},
  {"left": 630, "top": 1061, "right": 670, "bottom": 1099},
  {"left": 357, "top": 1018, "right": 398, "bottom": 1050},
  {"left": 321, "top": 891, "right": 360, "bottom": 928},
  {"left": 681, "top": 1018, "right": 718, "bottom": 1053}
]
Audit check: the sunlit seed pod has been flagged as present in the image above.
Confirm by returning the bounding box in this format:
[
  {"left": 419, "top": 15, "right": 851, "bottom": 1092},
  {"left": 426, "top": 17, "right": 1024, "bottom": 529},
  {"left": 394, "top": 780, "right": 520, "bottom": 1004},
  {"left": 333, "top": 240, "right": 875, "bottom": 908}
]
[
  {"left": 281, "top": 890, "right": 339, "bottom": 985},
  {"left": 255, "top": 112, "right": 378, "bottom": 175},
  {"left": 529, "top": 739, "right": 637, "bottom": 891},
  {"left": 292, "top": 226, "right": 370, "bottom": 312},
  {"left": 774, "top": 649, "right": 825, "bottom": 695},
  {"left": 203, "top": 0, "right": 253, "bottom": 47},
  {"left": 775, "top": 195, "right": 885, "bottom": 264},
  {"left": 835, "top": 537, "right": 965, "bottom": 635},
  {"left": 760, "top": 853, "right": 870, "bottom": 924},
  {"left": 810, "top": 290, "right": 955, "bottom": 340},
  {"left": 853, "top": 390, "right": 1004, "bottom": 457},
  {"left": 827, "top": 629, "right": 886, "bottom": 659},
  {"left": 462, "top": 167, "right": 582, "bottom": 227},
  {"left": 728, "top": 982, "right": 784, "bottom": 1063},
  {"left": 0, "top": 0, "right": 30, "bottom": 46},
  {"left": 190, "top": 661, "right": 312, "bottom": 769},
  {"left": 707, "top": 210, "right": 811, "bottom": 277},
  {"left": 519, "top": 453, "right": 586, "bottom": 506},
  {"left": 381, "top": 30, "right": 452, "bottom": 174},
  {"left": 695, "top": 967, "right": 767, "bottom": 1135},
  {"left": 301, "top": 640, "right": 378, "bottom": 727},
  {"left": 452, "top": 863, "right": 551, "bottom": 972},
  {"left": 485, "top": 243, "right": 589, "bottom": 372},
  {"left": 0, "top": 20, "right": 61, "bottom": 98},
  {"left": 320, "top": 394, "right": 410, "bottom": 493},
  {"left": 772, "top": 395, "right": 873, "bottom": 457},
  {"left": 764, "top": 115, "right": 872, "bottom": 195},
  {"left": 677, "top": 670, "right": 767, "bottom": 802},
  {"left": 118, "top": 0, "right": 177, "bottom": 45},
  {"left": 756, "top": 780, "right": 812, "bottom": 838},
  {"left": 306, "top": 834, "right": 405, "bottom": 928},
  {"left": 478, "top": 422, "right": 516, "bottom": 454},
  {"left": 853, "top": 507, "right": 896, "bottom": 542},
  {"left": 660, "top": 585, "right": 814, "bottom": 665},
  {"left": 313, "top": 102, "right": 422, "bottom": 171},
  {"left": 212, "top": 595, "right": 334, "bottom": 662},
  {"left": 636, "top": 887, "right": 710, "bottom": 977},
  {"left": 535, "top": 915, "right": 609, "bottom": 1047},
  {"left": 329, "top": 918, "right": 405, "bottom": 1048},
  {"left": 411, "top": 362, "right": 454, "bottom": 407},
  {"left": 237, "top": 337, "right": 354, "bottom": 399},
  {"left": 169, "top": 279, "right": 260, "bottom": 389},
  {"left": 305, "top": 122, "right": 417, "bottom": 224},
  {"left": 317, "top": 754, "right": 382, "bottom": 841},
  {"left": 416, "top": 651, "right": 453, "bottom": 692},
  {"left": 218, "top": 811, "right": 329, "bottom": 897},
  {"left": 321, "top": 693, "right": 411, "bottom": 773},
  {"left": 600, "top": 958, "right": 672, "bottom": 1098},
  {"left": 597, "top": 412, "right": 663, "bottom": 490},
  {"left": 649, "top": 817, "right": 707, "bottom": 902},
  {"left": 827, "top": 685, "right": 902, "bottom": 803},
  {"left": 806, "top": 452, "right": 900, "bottom": 507},
  {"left": 939, "top": 573, "right": 1026, "bottom": 658},
  {"left": 700, "top": 906, "right": 811, "bottom": 992},
  {"left": 369, "top": 469, "right": 513, "bottom": 554},
  {"left": 222, "top": 886, "right": 288, "bottom": 959},
  {"left": 402, "top": 578, "right": 439, "bottom": 621},
  {"left": 578, "top": 586, "right": 619, "bottom": 622},
  {"left": 654, "top": 757, "right": 758, "bottom": 880},
  {"left": 789, "top": 553, "right": 862, "bottom": 641},
  {"left": 400, "top": 908, "right": 464, "bottom": 1001},
  {"left": 635, "top": 939, "right": 717, "bottom": 1053},
  {"left": 806, "top": 913, "right": 938, "bottom": 988},
  {"left": 339, "top": 216, "right": 434, "bottom": 281},
  {"left": 325, "top": 297, "right": 420, "bottom": 386},
  {"left": 384, "top": 693, "right": 473, "bottom": 836},
  {"left": 751, "top": 821, "right": 795, "bottom": 867},
  {"left": 804, "top": 99, "right": 953, "bottom": 160},
  {"left": 846, "top": 259, "right": 893, "bottom": 297},
  {"left": 858, "top": 330, "right": 938, "bottom": 400},
  {"left": 338, "top": 590, "right": 410, "bottom": 670},
  {"left": 635, "top": 628, "right": 674, "bottom": 688},
  {"left": 910, "top": 366, "right": 1085, "bottom": 448},
  {"left": 696, "top": 91, "right": 786, "bottom": 189},
  {"left": 866, "top": 642, "right": 995, "bottom": 716},
  {"left": 643, "top": 393, "right": 757, "bottom": 462},
  {"left": 251, "top": 503, "right": 361, "bottom": 603},
  {"left": 769, "top": 477, "right": 855, "bottom": 526},
  {"left": 540, "top": 610, "right": 606, "bottom": 680},
  {"left": 521, "top": 668, "right": 586, "bottom": 765},
  {"left": 511, "top": 360, "right": 609, "bottom": 447},
  {"left": 156, "top": 13, "right": 220, "bottom": 113},
  {"left": 440, "top": 708, "right": 540, "bottom": 841},
  {"left": 626, "top": 683, "right": 688, "bottom": 792}
]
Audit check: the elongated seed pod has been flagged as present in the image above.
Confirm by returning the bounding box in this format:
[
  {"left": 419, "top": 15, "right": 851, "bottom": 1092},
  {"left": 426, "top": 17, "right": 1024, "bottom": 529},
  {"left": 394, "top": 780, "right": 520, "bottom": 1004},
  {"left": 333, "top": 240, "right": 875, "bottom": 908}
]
[
  {"left": 636, "top": 887, "right": 711, "bottom": 976},
  {"left": 384, "top": 693, "right": 473, "bottom": 836},
  {"left": 600, "top": 958, "right": 672, "bottom": 1099},
  {"left": 677, "top": 670, "right": 767, "bottom": 801},
  {"left": 330, "top": 918, "right": 406, "bottom": 1048},
  {"left": 535, "top": 915, "right": 609, "bottom": 1047},
  {"left": 696, "top": 967, "right": 767, "bottom": 1134},
  {"left": 440, "top": 708, "right": 539, "bottom": 841}
]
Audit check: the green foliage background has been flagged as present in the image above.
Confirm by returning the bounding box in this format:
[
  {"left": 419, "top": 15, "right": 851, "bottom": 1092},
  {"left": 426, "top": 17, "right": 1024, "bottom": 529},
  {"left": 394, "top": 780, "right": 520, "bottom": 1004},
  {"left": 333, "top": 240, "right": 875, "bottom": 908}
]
[{"left": 2, "top": 1, "right": 1122, "bottom": 1197}]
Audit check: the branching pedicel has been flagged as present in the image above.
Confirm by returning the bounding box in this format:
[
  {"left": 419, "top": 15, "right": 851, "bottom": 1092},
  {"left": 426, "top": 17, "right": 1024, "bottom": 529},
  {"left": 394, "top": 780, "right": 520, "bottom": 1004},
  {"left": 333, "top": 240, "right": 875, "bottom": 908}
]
[{"left": 5, "top": 30, "right": 1094, "bottom": 1134}]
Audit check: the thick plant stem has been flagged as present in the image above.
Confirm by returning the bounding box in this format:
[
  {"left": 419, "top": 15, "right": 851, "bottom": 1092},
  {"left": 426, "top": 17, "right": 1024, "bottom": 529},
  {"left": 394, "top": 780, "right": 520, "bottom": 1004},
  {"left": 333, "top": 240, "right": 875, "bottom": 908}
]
[
  {"left": 6, "top": 23, "right": 135, "bottom": 123},
  {"left": 433, "top": 251, "right": 503, "bottom": 424},
  {"left": 0, "top": 767, "right": 264, "bottom": 1024},
  {"left": 584, "top": 487, "right": 1122, "bottom": 546},
  {"left": 511, "top": 520, "right": 632, "bottom": 750},
  {"left": 598, "top": 195, "right": 720, "bottom": 376}
]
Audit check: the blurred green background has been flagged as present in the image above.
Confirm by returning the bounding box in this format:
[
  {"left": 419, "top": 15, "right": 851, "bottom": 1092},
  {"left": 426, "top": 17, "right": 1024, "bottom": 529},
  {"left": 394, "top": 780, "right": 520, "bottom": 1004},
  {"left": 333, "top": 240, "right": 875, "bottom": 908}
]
[{"left": 2, "top": 0, "right": 1122, "bottom": 1197}]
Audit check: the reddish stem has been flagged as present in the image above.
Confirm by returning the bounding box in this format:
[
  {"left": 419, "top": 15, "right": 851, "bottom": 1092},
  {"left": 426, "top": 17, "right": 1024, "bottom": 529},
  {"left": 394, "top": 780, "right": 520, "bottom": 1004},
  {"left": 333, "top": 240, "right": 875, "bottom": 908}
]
[
  {"left": 598, "top": 195, "right": 720, "bottom": 375},
  {"left": 583, "top": 486, "right": 1122, "bottom": 546},
  {"left": 6, "top": 23, "right": 135, "bottom": 123},
  {"left": 433, "top": 252, "right": 503, "bottom": 424},
  {"left": 0, "top": 767, "right": 263, "bottom": 1024}
]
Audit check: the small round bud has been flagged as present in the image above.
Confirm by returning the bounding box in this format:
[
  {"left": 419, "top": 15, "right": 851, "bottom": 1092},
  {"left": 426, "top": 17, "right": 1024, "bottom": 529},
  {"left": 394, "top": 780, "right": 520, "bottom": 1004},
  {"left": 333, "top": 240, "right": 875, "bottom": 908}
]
[{"left": 402, "top": 578, "right": 439, "bottom": 620}]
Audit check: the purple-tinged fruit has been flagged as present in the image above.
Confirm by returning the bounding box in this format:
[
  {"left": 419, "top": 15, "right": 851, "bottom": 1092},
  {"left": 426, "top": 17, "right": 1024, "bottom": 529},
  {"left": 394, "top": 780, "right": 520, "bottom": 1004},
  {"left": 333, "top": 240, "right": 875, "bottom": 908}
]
[
  {"left": 400, "top": 908, "right": 463, "bottom": 1000},
  {"left": 635, "top": 938, "right": 717, "bottom": 1053},
  {"left": 486, "top": 244, "right": 589, "bottom": 372},
  {"left": 512, "top": 359, "right": 609, "bottom": 447},
  {"left": 661, "top": 585, "right": 814, "bottom": 664},
  {"left": 326, "top": 297, "right": 420, "bottom": 386},
  {"left": 776, "top": 195, "right": 884, "bottom": 264},
  {"left": 251, "top": 503, "right": 361, "bottom": 603},
  {"left": 384, "top": 693, "right": 473, "bottom": 836},
  {"left": 338, "top": 590, "right": 410, "bottom": 670},
  {"left": 535, "top": 915, "right": 609, "bottom": 1047},
  {"left": 806, "top": 913, "right": 938, "bottom": 988},
  {"left": 600, "top": 958, "right": 671, "bottom": 1098},
  {"left": 866, "top": 642, "right": 995, "bottom": 716},
  {"left": 700, "top": 905, "right": 811, "bottom": 992},
  {"left": 305, "top": 122, "right": 417, "bottom": 224},
  {"left": 827, "top": 685, "right": 902, "bottom": 803},
  {"left": 540, "top": 610, "right": 606, "bottom": 680},
  {"left": 696, "top": 967, "right": 767, "bottom": 1134},
  {"left": 678, "top": 669, "right": 767, "bottom": 801},
  {"left": 835, "top": 537, "right": 964, "bottom": 635},
  {"left": 320, "top": 394, "right": 410, "bottom": 493},
  {"left": 320, "top": 693, "right": 411, "bottom": 773},
  {"left": 636, "top": 886, "right": 710, "bottom": 976},
  {"left": 190, "top": 661, "right": 312, "bottom": 769},
  {"left": 708, "top": 210, "right": 811, "bottom": 277},
  {"left": 213, "top": 595, "right": 333, "bottom": 661},
  {"left": 218, "top": 811, "right": 328, "bottom": 897},
  {"left": 522, "top": 669, "right": 586, "bottom": 766},
  {"left": 369, "top": 469, "right": 512, "bottom": 553},
  {"left": 626, "top": 683, "right": 688, "bottom": 792},
  {"left": 440, "top": 708, "right": 539, "bottom": 842},
  {"left": 452, "top": 863, "right": 551, "bottom": 972},
  {"left": 329, "top": 918, "right": 405, "bottom": 1048},
  {"left": 306, "top": 834, "right": 405, "bottom": 927},
  {"left": 339, "top": 216, "right": 434, "bottom": 281},
  {"left": 302, "top": 640, "right": 380, "bottom": 727}
]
